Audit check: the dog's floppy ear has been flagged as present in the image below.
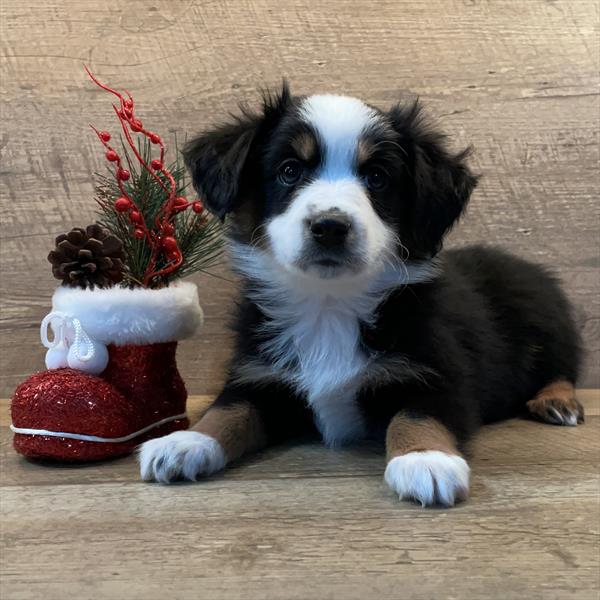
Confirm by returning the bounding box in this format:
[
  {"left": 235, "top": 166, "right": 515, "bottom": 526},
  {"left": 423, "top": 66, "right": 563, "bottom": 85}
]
[
  {"left": 183, "top": 82, "right": 292, "bottom": 219},
  {"left": 389, "top": 101, "right": 478, "bottom": 257}
]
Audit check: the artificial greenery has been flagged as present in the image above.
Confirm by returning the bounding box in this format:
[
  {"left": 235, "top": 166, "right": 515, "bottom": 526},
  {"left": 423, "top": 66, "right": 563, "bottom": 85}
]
[{"left": 95, "top": 138, "right": 223, "bottom": 288}]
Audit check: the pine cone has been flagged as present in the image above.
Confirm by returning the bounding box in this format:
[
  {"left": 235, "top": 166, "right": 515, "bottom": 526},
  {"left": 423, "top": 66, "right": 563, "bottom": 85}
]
[{"left": 48, "top": 224, "right": 125, "bottom": 288}]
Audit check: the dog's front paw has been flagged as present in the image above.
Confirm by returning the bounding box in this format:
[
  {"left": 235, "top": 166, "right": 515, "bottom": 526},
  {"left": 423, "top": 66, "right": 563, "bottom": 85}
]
[
  {"left": 138, "top": 430, "right": 226, "bottom": 484},
  {"left": 384, "top": 450, "right": 470, "bottom": 507}
]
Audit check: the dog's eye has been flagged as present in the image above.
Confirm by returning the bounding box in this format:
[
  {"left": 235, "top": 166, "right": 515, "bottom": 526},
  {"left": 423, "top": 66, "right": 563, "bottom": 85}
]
[
  {"left": 364, "top": 166, "right": 389, "bottom": 192},
  {"left": 278, "top": 159, "right": 304, "bottom": 186}
]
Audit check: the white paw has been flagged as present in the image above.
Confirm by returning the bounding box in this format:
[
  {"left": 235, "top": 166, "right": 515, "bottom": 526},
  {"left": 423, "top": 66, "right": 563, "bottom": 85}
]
[
  {"left": 384, "top": 450, "right": 470, "bottom": 507},
  {"left": 138, "top": 430, "right": 226, "bottom": 484}
]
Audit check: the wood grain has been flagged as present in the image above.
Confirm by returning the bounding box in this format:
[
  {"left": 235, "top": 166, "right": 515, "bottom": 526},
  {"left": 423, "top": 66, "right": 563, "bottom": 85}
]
[
  {"left": 1, "top": 391, "right": 599, "bottom": 599},
  {"left": 1, "top": 0, "right": 599, "bottom": 397}
]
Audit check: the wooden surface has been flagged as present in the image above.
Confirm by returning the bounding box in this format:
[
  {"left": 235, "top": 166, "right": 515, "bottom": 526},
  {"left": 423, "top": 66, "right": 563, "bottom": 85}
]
[
  {"left": 0, "top": 390, "right": 598, "bottom": 599},
  {"left": 0, "top": 0, "right": 599, "bottom": 397}
]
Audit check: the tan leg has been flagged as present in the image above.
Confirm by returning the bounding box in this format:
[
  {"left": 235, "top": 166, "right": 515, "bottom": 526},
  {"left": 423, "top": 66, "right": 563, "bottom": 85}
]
[
  {"left": 526, "top": 379, "right": 584, "bottom": 426},
  {"left": 139, "top": 401, "right": 267, "bottom": 483},
  {"left": 386, "top": 413, "right": 461, "bottom": 461},
  {"left": 190, "top": 402, "right": 268, "bottom": 463},
  {"left": 384, "top": 412, "right": 470, "bottom": 507}
]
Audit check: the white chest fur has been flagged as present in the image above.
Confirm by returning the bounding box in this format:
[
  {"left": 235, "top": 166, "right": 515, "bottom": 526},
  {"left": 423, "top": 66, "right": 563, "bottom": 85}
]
[{"left": 262, "top": 294, "right": 370, "bottom": 446}]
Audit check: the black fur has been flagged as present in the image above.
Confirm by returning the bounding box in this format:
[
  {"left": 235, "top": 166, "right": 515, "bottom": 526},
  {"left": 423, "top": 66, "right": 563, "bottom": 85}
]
[
  {"left": 183, "top": 83, "right": 294, "bottom": 221},
  {"left": 185, "top": 85, "right": 581, "bottom": 450},
  {"left": 357, "top": 246, "right": 581, "bottom": 446},
  {"left": 214, "top": 245, "right": 581, "bottom": 449},
  {"left": 387, "top": 102, "right": 479, "bottom": 258}
]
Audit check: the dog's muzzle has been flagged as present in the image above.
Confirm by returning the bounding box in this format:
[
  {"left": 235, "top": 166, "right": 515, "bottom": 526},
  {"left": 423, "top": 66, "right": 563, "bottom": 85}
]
[{"left": 299, "top": 209, "right": 362, "bottom": 273}]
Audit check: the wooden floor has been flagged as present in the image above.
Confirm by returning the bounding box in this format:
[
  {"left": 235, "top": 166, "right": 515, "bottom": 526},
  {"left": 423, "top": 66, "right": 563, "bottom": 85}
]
[{"left": 1, "top": 391, "right": 599, "bottom": 600}]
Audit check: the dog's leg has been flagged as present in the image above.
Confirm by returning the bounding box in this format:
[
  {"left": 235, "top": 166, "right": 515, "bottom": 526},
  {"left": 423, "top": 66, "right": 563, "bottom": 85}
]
[
  {"left": 384, "top": 412, "right": 470, "bottom": 507},
  {"left": 139, "top": 391, "right": 268, "bottom": 483},
  {"left": 526, "top": 379, "right": 583, "bottom": 426}
]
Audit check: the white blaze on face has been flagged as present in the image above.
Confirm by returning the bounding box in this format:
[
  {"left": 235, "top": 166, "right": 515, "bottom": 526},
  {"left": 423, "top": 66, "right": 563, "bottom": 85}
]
[
  {"left": 301, "top": 94, "right": 376, "bottom": 179},
  {"left": 265, "top": 94, "right": 395, "bottom": 277}
]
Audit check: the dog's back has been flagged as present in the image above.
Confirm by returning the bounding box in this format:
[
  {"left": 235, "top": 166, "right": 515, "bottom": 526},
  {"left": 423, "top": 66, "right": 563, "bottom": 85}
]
[{"left": 443, "top": 245, "right": 581, "bottom": 422}]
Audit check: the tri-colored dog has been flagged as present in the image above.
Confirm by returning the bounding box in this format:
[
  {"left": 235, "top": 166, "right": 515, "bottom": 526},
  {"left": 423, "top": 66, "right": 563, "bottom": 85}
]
[{"left": 139, "top": 84, "right": 582, "bottom": 507}]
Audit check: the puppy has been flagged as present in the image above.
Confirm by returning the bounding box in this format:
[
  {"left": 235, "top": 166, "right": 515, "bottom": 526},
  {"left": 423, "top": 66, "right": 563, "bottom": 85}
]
[{"left": 139, "top": 84, "right": 583, "bottom": 506}]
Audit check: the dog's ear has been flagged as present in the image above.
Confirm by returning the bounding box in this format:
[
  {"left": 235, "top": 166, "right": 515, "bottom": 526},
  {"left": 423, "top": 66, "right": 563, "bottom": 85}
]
[
  {"left": 389, "top": 101, "right": 478, "bottom": 257},
  {"left": 183, "top": 82, "right": 292, "bottom": 219}
]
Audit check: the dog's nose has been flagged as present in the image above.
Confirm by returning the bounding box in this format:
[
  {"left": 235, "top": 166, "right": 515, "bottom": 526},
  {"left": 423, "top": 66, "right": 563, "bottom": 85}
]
[{"left": 309, "top": 213, "right": 352, "bottom": 248}]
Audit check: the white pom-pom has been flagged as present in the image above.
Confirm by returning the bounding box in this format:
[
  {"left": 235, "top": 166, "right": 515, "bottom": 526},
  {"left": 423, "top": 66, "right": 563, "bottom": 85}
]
[
  {"left": 67, "top": 339, "right": 109, "bottom": 374},
  {"left": 45, "top": 342, "right": 69, "bottom": 370}
]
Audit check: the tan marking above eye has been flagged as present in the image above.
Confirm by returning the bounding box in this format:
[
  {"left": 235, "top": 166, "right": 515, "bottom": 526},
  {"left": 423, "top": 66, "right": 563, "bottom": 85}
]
[
  {"left": 291, "top": 133, "right": 316, "bottom": 161},
  {"left": 356, "top": 137, "right": 374, "bottom": 165}
]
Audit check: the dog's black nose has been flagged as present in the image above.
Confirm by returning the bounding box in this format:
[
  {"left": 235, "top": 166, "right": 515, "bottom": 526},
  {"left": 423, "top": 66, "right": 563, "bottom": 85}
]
[{"left": 309, "top": 213, "right": 351, "bottom": 248}]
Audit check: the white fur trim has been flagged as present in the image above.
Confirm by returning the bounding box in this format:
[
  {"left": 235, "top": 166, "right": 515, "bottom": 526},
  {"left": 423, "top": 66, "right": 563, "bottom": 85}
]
[
  {"left": 384, "top": 451, "right": 470, "bottom": 507},
  {"left": 50, "top": 282, "right": 203, "bottom": 345},
  {"left": 138, "top": 430, "right": 226, "bottom": 483}
]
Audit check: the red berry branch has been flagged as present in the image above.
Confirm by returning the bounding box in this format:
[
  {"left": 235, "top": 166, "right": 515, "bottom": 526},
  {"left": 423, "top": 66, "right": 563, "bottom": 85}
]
[{"left": 86, "top": 67, "right": 204, "bottom": 287}]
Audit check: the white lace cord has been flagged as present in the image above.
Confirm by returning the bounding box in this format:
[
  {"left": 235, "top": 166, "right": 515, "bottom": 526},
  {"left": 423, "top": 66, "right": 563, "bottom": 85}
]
[
  {"left": 10, "top": 412, "right": 188, "bottom": 443},
  {"left": 40, "top": 311, "right": 95, "bottom": 363},
  {"left": 40, "top": 311, "right": 66, "bottom": 349}
]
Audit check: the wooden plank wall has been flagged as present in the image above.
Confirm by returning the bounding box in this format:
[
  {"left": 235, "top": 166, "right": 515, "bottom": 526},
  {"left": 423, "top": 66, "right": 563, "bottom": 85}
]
[{"left": 1, "top": 0, "right": 598, "bottom": 397}]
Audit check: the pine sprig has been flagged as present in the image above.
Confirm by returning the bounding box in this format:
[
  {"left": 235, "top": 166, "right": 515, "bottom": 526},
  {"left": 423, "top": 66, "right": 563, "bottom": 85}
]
[
  {"left": 87, "top": 68, "right": 224, "bottom": 288},
  {"left": 95, "top": 137, "right": 224, "bottom": 287}
]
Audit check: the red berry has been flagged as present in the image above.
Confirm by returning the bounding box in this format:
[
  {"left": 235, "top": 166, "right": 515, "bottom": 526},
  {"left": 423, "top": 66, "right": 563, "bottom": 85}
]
[
  {"left": 162, "top": 236, "right": 178, "bottom": 252},
  {"left": 149, "top": 133, "right": 161, "bottom": 144},
  {"left": 174, "top": 196, "right": 188, "bottom": 207},
  {"left": 168, "top": 250, "right": 181, "bottom": 261},
  {"left": 130, "top": 120, "right": 142, "bottom": 132},
  {"left": 106, "top": 149, "right": 118, "bottom": 162},
  {"left": 162, "top": 223, "right": 175, "bottom": 236},
  {"left": 114, "top": 197, "right": 132, "bottom": 212},
  {"left": 151, "top": 159, "right": 163, "bottom": 170},
  {"left": 99, "top": 131, "right": 111, "bottom": 142},
  {"left": 117, "top": 168, "right": 130, "bottom": 181},
  {"left": 129, "top": 210, "right": 142, "bottom": 224},
  {"left": 192, "top": 201, "right": 203, "bottom": 214},
  {"left": 134, "top": 228, "right": 145, "bottom": 240},
  {"left": 124, "top": 99, "right": 133, "bottom": 110}
]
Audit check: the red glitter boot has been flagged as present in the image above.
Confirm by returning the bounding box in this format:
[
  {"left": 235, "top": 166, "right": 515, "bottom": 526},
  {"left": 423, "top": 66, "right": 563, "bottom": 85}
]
[{"left": 11, "top": 282, "right": 202, "bottom": 461}]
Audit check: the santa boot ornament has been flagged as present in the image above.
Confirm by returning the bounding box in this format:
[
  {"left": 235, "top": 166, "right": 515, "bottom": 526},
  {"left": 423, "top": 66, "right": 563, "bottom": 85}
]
[{"left": 11, "top": 282, "right": 202, "bottom": 461}]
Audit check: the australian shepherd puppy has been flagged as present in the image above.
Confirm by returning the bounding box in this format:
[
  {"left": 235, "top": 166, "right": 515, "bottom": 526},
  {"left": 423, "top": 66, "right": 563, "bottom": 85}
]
[{"left": 139, "top": 84, "right": 582, "bottom": 506}]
